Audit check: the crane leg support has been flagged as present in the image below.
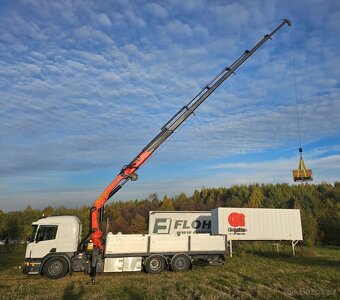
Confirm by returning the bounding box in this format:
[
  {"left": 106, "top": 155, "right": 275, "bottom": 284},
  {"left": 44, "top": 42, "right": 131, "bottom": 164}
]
[{"left": 90, "top": 247, "right": 100, "bottom": 283}]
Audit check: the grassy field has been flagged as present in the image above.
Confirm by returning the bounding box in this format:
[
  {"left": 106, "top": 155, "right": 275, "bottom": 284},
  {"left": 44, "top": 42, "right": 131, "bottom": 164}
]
[{"left": 0, "top": 243, "right": 339, "bottom": 300}]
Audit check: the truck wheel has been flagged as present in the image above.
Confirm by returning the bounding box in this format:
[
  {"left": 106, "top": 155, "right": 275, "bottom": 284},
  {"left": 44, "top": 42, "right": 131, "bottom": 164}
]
[
  {"left": 144, "top": 255, "right": 166, "bottom": 274},
  {"left": 170, "top": 254, "right": 191, "bottom": 272},
  {"left": 43, "top": 257, "right": 68, "bottom": 279}
]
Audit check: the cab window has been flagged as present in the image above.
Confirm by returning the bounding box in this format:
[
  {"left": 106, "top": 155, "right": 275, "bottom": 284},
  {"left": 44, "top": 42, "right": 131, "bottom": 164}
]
[
  {"left": 30, "top": 225, "right": 38, "bottom": 242},
  {"left": 36, "top": 225, "right": 58, "bottom": 242}
]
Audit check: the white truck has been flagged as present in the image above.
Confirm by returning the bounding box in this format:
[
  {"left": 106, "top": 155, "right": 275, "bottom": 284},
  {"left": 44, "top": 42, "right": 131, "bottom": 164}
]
[
  {"left": 23, "top": 215, "right": 226, "bottom": 278},
  {"left": 22, "top": 20, "right": 291, "bottom": 281}
]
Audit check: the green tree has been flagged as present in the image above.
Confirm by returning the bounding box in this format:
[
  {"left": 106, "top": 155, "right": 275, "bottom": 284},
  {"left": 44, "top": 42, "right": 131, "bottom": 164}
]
[
  {"left": 42, "top": 206, "right": 55, "bottom": 217},
  {"left": 0, "top": 209, "right": 5, "bottom": 238},
  {"left": 112, "top": 217, "right": 130, "bottom": 234},
  {"left": 129, "top": 214, "right": 147, "bottom": 234},
  {"left": 226, "top": 195, "right": 242, "bottom": 207},
  {"left": 300, "top": 210, "right": 318, "bottom": 246},
  {"left": 318, "top": 202, "right": 340, "bottom": 245},
  {"left": 160, "top": 196, "right": 174, "bottom": 211},
  {"left": 245, "top": 186, "right": 264, "bottom": 208},
  {"left": 4, "top": 213, "right": 20, "bottom": 240}
]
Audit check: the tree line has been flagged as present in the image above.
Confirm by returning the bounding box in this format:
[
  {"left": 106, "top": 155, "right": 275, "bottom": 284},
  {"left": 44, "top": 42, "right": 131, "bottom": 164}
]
[{"left": 0, "top": 182, "right": 339, "bottom": 246}]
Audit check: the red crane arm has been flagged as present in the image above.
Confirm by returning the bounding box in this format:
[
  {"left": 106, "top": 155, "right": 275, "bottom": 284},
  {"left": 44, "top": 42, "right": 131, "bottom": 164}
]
[
  {"left": 91, "top": 150, "right": 152, "bottom": 249},
  {"left": 88, "top": 19, "right": 292, "bottom": 251}
]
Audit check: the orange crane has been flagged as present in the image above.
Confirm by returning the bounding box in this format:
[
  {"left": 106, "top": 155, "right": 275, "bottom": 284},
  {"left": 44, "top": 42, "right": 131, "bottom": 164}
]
[{"left": 79, "top": 19, "right": 292, "bottom": 280}]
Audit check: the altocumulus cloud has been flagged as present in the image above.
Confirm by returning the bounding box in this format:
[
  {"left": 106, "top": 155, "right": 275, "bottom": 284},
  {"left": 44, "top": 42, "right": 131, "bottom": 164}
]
[{"left": 0, "top": 0, "right": 339, "bottom": 210}]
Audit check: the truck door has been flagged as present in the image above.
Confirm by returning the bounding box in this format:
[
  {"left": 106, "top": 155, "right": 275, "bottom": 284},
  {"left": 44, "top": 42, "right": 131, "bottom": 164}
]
[{"left": 29, "top": 225, "right": 59, "bottom": 259}]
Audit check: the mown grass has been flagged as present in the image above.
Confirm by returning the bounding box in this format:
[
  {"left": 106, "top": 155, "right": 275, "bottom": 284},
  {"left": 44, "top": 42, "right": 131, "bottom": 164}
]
[{"left": 0, "top": 243, "right": 339, "bottom": 299}]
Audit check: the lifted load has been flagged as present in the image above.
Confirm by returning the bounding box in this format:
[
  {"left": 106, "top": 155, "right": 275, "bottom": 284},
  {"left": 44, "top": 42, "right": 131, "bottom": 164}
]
[
  {"left": 293, "top": 148, "right": 313, "bottom": 182},
  {"left": 293, "top": 169, "right": 313, "bottom": 182}
]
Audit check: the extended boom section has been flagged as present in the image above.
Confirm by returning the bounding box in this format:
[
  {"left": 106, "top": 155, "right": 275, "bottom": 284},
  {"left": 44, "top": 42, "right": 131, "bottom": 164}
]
[{"left": 90, "top": 19, "right": 292, "bottom": 251}]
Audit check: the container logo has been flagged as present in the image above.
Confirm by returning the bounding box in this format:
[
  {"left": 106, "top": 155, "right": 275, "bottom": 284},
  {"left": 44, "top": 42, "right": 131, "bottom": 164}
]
[
  {"left": 228, "top": 212, "right": 245, "bottom": 227},
  {"left": 228, "top": 212, "right": 247, "bottom": 235},
  {"left": 153, "top": 218, "right": 172, "bottom": 234}
]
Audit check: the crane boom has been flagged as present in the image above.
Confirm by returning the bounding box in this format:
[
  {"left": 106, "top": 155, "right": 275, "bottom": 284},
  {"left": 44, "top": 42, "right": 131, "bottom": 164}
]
[{"left": 89, "top": 19, "right": 291, "bottom": 250}]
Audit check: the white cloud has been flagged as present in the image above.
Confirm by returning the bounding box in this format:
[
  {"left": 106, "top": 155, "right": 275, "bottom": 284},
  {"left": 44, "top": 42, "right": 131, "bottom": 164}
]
[
  {"left": 97, "top": 13, "right": 112, "bottom": 27},
  {"left": 73, "top": 26, "right": 114, "bottom": 45},
  {"left": 164, "top": 19, "right": 193, "bottom": 39},
  {"left": 0, "top": 0, "right": 339, "bottom": 210},
  {"left": 145, "top": 2, "right": 168, "bottom": 19},
  {"left": 210, "top": 3, "right": 250, "bottom": 28},
  {"left": 123, "top": 10, "right": 146, "bottom": 28},
  {"left": 100, "top": 72, "right": 122, "bottom": 83}
]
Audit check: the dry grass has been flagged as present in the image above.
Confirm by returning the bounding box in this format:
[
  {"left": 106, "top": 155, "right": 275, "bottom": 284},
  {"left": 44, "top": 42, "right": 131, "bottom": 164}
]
[{"left": 0, "top": 243, "right": 339, "bottom": 299}]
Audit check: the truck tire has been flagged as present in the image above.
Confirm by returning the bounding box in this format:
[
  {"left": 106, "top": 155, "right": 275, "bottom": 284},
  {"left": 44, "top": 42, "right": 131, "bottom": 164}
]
[
  {"left": 43, "top": 257, "right": 68, "bottom": 279},
  {"left": 170, "top": 254, "right": 191, "bottom": 272},
  {"left": 144, "top": 255, "right": 166, "bottom": 274}
]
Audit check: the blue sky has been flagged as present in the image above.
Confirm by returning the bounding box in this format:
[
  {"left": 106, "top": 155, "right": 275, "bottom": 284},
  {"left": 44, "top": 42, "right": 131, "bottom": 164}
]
[{"left": 0, "top": 0, "right": 339, "bottom": 211}]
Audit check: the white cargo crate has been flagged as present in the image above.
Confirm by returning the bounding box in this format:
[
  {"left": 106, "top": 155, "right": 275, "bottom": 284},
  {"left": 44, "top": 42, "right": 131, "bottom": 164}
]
[{"left": 211, "top": 208, "right": 303, "bottom": 241}]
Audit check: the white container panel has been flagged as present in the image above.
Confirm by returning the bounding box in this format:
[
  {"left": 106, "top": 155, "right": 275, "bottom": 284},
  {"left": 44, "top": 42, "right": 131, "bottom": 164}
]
[
  {"left": 122, "top": 257, "right": 142, "bottom": 272},
  {"left": 104, "top": 257, "right": 123, "bottom": 272},
  {"left": 104, "top": 257, "right": 142, "bottom": 272},
  {"left": 211, "top": 208, "right": 303, "bottom": 241},
  {"left": 190, "top": 235, "right": 226, "bottom": 252},
  {"left": 149, "top": 235, "right": 188, "bottom": 252},
  {"left": 105, "top": 233, "right": 227, "bottom": 255},
  {"left": 149, "top": 211, "right": 211, "bottom": 234},
  {"left": 105, "top": 233, "right": 148, "bottom": 255}
]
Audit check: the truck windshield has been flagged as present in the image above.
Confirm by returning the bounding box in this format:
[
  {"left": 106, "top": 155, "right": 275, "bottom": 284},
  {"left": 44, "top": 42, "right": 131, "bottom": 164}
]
[
  {"left": 36, "top": 225, "right": 58, "bottom": 242},
  {"left": 30, "top": 225, "right": 38, "bottom": 242}
]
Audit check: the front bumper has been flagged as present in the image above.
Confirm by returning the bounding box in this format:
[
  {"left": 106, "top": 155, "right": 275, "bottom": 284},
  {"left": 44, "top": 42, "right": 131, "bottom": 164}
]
[{"left": 22, "top": 258, "right": 42, "bottom": 275}]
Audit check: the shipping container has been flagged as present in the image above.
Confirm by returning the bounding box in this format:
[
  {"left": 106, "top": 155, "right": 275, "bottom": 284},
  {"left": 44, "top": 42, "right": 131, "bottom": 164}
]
[{"left": 211, "top": 208, "right": 303, "bottom": 241}]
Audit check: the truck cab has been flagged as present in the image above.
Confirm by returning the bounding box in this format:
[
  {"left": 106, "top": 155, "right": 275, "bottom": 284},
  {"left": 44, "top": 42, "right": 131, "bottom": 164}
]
[{"left": 22, "top": 216, "right": 82, "bottom": 278}]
